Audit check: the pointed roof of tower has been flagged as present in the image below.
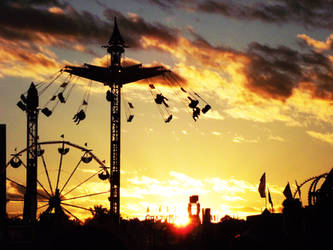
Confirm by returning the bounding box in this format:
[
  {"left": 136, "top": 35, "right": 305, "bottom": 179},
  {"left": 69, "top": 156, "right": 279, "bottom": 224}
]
[
  {"left": 27, "top": 82, "right": 38, "bottom": 109},
  {"left": 108, "top": 17, "right": 125, "bottom": 46}
]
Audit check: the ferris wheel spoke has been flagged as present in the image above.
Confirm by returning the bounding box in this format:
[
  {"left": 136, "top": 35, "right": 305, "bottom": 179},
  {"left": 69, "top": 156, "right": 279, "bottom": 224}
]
[
  {"left": 36, "top": 179, "right": 52, "bottom": 198},
  {"left": 37, "top": 203, "right": 49, "bottom": 210},
  {"left": 6, "top": 177, "right": 50, "bottom": 200},
  {"left": 62, "top": 170, "right": 101, "bottom": 197},
  {"left": 62, "top": 206, "right": 81, "bottom": 222},
  {"left": 61, "top": 202, "right": 92, "bottom": 211},
  {"left": 59, "top": 158, "right": 82, "bottom": 195},
  {"left": 63, "top": 191, "right": 110, "bottom": 201},
  {"left": 7, "top": 177, "right": 25, "bottom": 190},
  {"left": 40, "top": 154, "right": 54, "bottom": 196},
  {"left": 18, "top": 159, "right": 52, "bottom": 198},
  {"left": 56, "top": 144, "right": 65, "bottom": 191},
  {"left": 36, "top": 192, "right": 50, "bottom": 200}
]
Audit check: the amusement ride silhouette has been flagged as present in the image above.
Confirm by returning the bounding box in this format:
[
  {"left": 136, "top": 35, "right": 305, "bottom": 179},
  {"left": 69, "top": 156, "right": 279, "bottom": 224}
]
[{"left": 10, "top": 17, "right": 212, "bottom": 223}]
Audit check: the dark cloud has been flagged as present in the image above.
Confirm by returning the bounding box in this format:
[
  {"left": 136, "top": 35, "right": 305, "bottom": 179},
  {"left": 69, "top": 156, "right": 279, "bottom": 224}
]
[
  {"left": 142, "top": 0, "right": 333, "bottom": 30},
  {"left": 0, "top": 1, "right": 179, "bottom": 52},
  {"left": 244, "top": 43, "right": 302, "bottom": 101},
  {"left": 0, "top": 1, "right": 182, "bottom": 80},
  {"left": 3, "top": 0, "right": 62, "bottom": 6},
  {"left": 3, "top": 0, "right": 333, "bottom": 103},
  {"left": 7, "top": 181, "right": 25, "bottom": 200},
  {"left": 196, "top": 0, "right": 333, "bottom": 30},
  {"left": 7, "top": 181, "right": 50, "bottom": 201},
  {"left": 243, "top": 42, "right": 333, "bottom": 101},
  {"left": 0, "top": 1, "right": 111, "bottom": 46},
  {"left": 136, "top": 0, "right": 194, "bottom": 10}
]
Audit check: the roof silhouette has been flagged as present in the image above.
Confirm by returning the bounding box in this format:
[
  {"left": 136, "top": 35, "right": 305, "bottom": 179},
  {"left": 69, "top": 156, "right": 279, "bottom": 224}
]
[{"left": 108, "top": 17, "right": 125, "bottom": 46}]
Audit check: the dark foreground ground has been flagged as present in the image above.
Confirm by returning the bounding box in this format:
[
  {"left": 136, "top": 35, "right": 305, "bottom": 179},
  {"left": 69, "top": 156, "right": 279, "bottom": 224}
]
[{"left": 1, "top": 199, "right": 333, "bottom": 250}]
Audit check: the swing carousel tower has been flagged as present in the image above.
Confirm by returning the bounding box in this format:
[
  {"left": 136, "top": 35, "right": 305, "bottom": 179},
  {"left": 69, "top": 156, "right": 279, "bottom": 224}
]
[
  {"left": 64, "top": 18, "right": 211, "bottom": 223},
  {"left": 64, "top": 18, "right": 168, "bottom": 222},
  {"left": 105, "top": 18, "right": 123, "bottom": 221}
]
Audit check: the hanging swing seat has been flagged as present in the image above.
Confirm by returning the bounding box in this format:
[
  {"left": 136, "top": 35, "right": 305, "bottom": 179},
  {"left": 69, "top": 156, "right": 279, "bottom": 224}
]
[
  {"left": 58, "top": 92, "right": 66, "bottom": 103},
  {"left": 128, "top": 102, "right": 134, "bottom": 109},
  {"left": 202, "top": 104, "right": 211, "bottom": 114},
  {"left": 42, "top": 107, "right": 52, "bottom": 117},
  {"left": 165, "top": 114, "right": 173, "bottom": 123},
  {"left": 127, "top": 114, "right": 134, "bottom": 122},
  {"left": 16, "top": 101, "right": 26, "bottom": 111},
  {"left": 20, "top": 94, "right": 27, "bottom": 103},
  {"left": 60, "top": 82, "right": 69, "bottom": 88}
]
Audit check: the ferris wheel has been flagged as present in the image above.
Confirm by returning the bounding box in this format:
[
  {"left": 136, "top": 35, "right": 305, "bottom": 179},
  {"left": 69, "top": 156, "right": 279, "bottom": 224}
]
[
  {"left": 6, "top": 140, "right": 110, "bottom": 222},
  {"left": 293, "top": 172, "right": 330, "bottom": 206}
]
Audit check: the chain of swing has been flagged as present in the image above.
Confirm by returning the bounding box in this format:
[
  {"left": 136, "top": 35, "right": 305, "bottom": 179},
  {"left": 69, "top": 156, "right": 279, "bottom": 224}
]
[
  {"left": 17, "top": 69, "right": 211, "bottom": 125},
  {"left": 17, "top": 70, "right": 92, "bottom": 125},
  {"left": 148, "top": 71, "right": 211, "bottom": 123}
]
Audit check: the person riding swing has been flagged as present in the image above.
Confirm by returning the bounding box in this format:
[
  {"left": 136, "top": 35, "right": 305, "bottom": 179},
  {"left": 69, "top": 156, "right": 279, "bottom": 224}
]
[
  {"left": 73, "top": 109, "right": 86, "bottom": 125},
  {"left": 192, "top": 107, "right": 200, "bottom": 121},
  {"left": 155, "top": 93, "right": 169, "bottom": 107}
]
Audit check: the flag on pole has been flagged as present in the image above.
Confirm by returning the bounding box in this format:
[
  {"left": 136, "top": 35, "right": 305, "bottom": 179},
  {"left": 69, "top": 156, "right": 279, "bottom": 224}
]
[
  {"left": 283, "top": 182, "right": 293, "bottom": 199},
  {"left": 268, "top": 188, "right": 274, "bottom": 211},
  {"left": 258, "top": 173, "right": 266, "bottom": 198}
]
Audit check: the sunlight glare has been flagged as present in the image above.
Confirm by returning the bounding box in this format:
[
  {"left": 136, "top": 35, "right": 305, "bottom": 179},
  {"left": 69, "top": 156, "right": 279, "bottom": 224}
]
[{"left": 173, "top": 215, "right": 190, "bottom": 227}]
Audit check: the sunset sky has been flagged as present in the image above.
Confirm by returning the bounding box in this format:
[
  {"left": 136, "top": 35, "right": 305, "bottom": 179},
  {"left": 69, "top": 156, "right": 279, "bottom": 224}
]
[{"left": 2, "top": 0, "right": 333, "bottom": 222}]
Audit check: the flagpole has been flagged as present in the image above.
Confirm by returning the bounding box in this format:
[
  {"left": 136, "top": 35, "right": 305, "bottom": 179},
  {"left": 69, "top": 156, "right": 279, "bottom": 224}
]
[{"left": 265, "top": 187, "right": 267, "bottom": 209}]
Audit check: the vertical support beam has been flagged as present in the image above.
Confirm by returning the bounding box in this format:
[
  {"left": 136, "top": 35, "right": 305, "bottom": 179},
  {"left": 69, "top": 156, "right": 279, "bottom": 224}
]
[
  {"left": 110, "top": 82, "right": 121, "bottom": 223},
  {"left": 23, "top": 83, "right": 39, "bottom": 223},
  {"left": 107, "top": 17, "right": 124, "bottom": 223},
  {"left": 0, "top": 124, "right": 6, "bottom": 223}
]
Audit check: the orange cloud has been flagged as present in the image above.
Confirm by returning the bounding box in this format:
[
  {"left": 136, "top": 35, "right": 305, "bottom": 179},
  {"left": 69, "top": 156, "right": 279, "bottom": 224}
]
[
  {"left": 298, "top": 33, "right": 333, "bottom": 51},
  {"left": 48, "top": 6, "right": 65, "bottom": 15},
  {"left": 0, "top": 38, "right": 62, "bottom": 79},
  {"left": 306, "top": 130, "right": 333, "bottom": 144},
  {"left": 137, "top": 33, "right": 333, "bottom": 128}
]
